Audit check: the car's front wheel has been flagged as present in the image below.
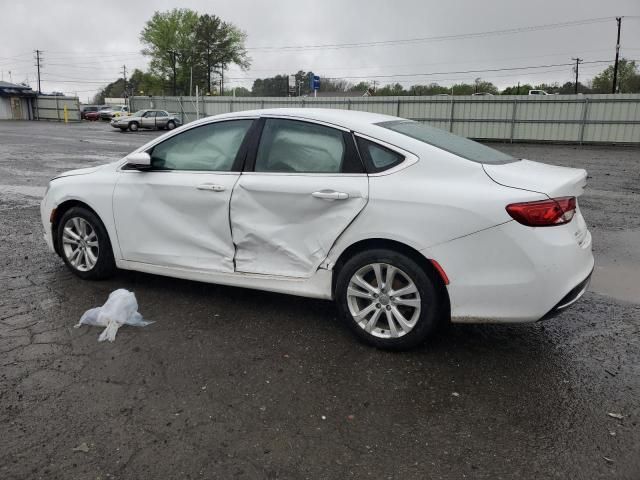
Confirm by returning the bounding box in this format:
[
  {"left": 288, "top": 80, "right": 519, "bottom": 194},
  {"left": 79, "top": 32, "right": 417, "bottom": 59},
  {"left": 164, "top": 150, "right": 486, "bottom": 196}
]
[
  {"left": 57, "top": 207, "right": 116, "bottom": 280},
  {"left": 129, "top": 122, "right": 139, "bottom": 132},
  {"left": 335, "top": 249, "right": 441, "bottom": 350}
]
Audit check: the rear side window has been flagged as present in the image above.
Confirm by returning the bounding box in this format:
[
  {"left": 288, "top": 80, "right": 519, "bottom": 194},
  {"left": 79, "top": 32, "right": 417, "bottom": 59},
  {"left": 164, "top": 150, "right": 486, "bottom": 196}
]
[
  {"left": 255, "top": 119, "right": 363, "bottom": 173},
  {"left": 377, "top": 120, "right": 516, "bottom": 164},
  {"left": 356, "top": 137, "right": 404, "bottom": 173}
]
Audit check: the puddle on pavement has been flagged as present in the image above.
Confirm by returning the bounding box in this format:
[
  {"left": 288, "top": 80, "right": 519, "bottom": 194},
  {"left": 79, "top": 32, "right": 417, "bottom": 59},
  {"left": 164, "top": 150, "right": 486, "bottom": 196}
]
[
  {"left": 589, "top": 229, "right": 640, "bottom": 304},
  {"left": 590, "top": 264, "right": 640, "bottom": 304}
]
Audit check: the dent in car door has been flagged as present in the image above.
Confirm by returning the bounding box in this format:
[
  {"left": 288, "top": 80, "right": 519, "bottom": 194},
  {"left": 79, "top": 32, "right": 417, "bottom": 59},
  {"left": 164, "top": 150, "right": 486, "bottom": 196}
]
[
  {"left": 230, "top": 118, "right": 368, "bottom": 278},
  {"left": 113, "top": 119, "right": 255, "bottom": 272},
  {"left": 114, "top": 171, "right": 239, "bottom": 271}
]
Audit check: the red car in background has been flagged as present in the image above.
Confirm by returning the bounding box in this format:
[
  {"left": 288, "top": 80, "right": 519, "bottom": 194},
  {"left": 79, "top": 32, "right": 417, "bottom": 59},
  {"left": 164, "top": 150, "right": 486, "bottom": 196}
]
[{"left": 84, "top": 106, "right": 110, "bottom": 121}]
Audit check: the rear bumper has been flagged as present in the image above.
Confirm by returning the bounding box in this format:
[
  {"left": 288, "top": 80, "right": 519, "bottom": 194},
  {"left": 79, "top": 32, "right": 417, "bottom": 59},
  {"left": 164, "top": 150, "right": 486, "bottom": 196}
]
[
  {"left": 426, "top": 216, "right": 594, "bottom": 323},
  {"left": 541, "top": 269, "right": 592, "bottom": 320}
]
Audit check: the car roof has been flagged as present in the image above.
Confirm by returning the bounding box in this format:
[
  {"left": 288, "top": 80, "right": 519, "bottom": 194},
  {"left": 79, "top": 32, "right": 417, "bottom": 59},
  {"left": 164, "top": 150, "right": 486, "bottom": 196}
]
[{"left": 211, "top": 108, "right": 401, "bottom": 132}]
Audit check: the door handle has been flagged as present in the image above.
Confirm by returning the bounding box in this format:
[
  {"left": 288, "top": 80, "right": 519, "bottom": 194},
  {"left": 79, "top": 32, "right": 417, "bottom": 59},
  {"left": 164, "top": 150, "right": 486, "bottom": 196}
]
[
  {"left": 312, "top": 190, "right": 349, "bottom": 200},
  {"left": 197, "top": 184, "right": 226, "bottom": 192}
]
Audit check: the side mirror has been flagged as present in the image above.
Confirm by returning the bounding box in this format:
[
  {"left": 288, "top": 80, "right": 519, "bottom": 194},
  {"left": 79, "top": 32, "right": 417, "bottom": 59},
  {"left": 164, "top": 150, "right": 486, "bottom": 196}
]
[{"left": 125, "top": 152, "right": 151, "bottom": 170}]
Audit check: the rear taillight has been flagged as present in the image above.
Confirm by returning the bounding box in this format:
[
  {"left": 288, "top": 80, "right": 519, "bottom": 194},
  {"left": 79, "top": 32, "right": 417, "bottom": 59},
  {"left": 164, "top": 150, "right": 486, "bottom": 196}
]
[{"left": 506, "top": 196, "right": 576, "bottom": 227}]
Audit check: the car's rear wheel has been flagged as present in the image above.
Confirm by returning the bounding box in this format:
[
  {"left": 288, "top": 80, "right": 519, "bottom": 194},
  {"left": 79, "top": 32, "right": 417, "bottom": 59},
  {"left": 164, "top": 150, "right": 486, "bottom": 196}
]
[
  {"left": 335, "top": 249, "right": 441, "bottom": 350},
  {"left": 166, "top": 120, "right": 176, "bottom": 130},
  {"left": 129, "top": 122, "right": 139, "bottom": 132},
  {"left": 57, "top": 207, "right": 116, "bottom": 280}
]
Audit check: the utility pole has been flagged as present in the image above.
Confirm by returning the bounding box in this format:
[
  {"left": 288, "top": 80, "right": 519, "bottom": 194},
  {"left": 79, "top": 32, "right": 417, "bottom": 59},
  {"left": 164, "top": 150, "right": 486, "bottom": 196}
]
[
  {"left": 612, "top": 17, "right": 622, "bottom": 94},
  {"left": 571, "top": 57, "right": 583, "bottom": 94},
  {"left": 122, "top": 65, "right": 127, "bottom": 95},
  {"left": 122, "top": 65, "right": 128, "bottom": 109},
  {"left": 34, "top": 50, "right": 42, "bottom": 94},
  {"left": 220, "top": 63, "right": 224, "bottom": 96}
]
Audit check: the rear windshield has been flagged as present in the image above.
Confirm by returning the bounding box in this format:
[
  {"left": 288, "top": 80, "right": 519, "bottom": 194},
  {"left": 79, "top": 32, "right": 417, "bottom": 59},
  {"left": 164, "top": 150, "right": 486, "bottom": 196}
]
[{"left": 377, "top": 120, "right": 516, "bottom": 164}]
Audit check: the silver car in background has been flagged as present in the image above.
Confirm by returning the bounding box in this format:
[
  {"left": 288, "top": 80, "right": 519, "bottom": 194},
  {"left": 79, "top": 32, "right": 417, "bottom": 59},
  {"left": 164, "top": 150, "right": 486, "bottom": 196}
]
[{"left": 111, "top": 109, "right": 182, "bottom": 132}]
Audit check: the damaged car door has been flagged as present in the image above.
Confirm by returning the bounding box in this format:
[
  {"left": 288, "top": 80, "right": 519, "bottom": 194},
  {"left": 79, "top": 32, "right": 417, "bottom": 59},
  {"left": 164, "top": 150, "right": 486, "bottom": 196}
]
[
  {"left": 230, "top": 118, "right": 368, "bottom": 278},
  {"left": 112, "top": 119, "right": 255, "bottom": 272}
]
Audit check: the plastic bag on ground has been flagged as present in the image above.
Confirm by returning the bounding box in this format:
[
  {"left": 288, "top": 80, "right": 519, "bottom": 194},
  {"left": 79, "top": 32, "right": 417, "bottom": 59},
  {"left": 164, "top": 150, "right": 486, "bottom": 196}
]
[{"left": 75, "top": 289, "right": 153, "bottom": 342}]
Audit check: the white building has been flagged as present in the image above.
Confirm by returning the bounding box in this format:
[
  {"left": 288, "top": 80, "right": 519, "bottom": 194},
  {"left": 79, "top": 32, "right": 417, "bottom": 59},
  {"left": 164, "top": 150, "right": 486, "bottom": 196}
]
[{"left": 0, "top": 81, "right": 35, "bottom": 120}]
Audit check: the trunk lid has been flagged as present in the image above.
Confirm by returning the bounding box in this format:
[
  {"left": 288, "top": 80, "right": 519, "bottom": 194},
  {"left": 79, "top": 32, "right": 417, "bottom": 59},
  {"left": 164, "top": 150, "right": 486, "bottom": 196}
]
[{"left": 483, "top": 159, "right": 587, "bottom": 198}]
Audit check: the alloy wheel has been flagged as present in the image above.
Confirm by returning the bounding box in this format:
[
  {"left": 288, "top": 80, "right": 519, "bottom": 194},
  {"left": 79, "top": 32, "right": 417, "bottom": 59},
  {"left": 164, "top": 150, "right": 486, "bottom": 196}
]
[
  {"left": 346, "top": 263, "right": 421, "bottom": 339},
  {"left": 61, "top": 217, "right": 99, "bottom": 272}
]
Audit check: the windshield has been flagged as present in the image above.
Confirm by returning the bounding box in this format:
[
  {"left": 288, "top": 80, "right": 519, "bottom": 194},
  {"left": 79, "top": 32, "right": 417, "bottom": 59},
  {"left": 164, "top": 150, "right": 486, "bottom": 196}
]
[
  {"left": 132, "top": 110, "right": 146, "bottom": 117},
  {"left": 377, "top": 120, "right": 516, "bottom": 164}
]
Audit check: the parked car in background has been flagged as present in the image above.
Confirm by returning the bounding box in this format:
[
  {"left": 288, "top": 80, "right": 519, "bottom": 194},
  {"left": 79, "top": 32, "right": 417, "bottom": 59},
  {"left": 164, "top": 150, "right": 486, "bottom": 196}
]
[
  {"left": 84, "top": 106, "right": 110, "bottom": 121},
  {"left": 472, "top": 92, "right": 494, "bottom": 96},
  {"left": 80, "top": 105, "right": 100, "bottom": 120},
  {"left": 100, "top": 105, "right": 129, "bottom": 120},
  {"left": 110, "top": 109, "right": 181, "bottom": 131},
  {"left": 529, "top": 90, "right": 550, "bottom": 95},
  {"left": 42, "top": 108, "right": 593, "bottom": 350}
]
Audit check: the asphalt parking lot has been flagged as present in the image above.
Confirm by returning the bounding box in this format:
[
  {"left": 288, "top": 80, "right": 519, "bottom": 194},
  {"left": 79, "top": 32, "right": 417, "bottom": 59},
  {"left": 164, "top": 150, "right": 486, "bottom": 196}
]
[{"left": 1, "top": 120, "right": 639, "bottom": 479}]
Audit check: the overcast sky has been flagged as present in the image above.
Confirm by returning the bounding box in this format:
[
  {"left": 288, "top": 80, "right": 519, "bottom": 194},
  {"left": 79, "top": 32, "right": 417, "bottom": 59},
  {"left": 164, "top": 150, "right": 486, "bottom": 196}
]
[{"left": 1, "top": 0, "right": 639, "bottom": 101}]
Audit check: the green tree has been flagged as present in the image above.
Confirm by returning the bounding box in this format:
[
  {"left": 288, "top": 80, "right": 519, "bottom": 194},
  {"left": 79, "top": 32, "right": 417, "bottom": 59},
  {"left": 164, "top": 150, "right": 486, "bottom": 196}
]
[
  {"left": 252, "top": 75, "right": 289, "bottom": 96},
  {"left": 375, "top": 83, "right": 405, "bottom": 96},
  {"left": 501, "top": 84, "right": 533, "bottom": 95},
  {"left": 128, "top": 69, "right": 166, "bottom": 96},
  {"left": 472, "top": 78, "right": 498, "bottom": 95},
  {"left": 349, "top": 81, "right": 372, "bottom": 94},
  {"left": 223, "top": 86, "right": 252, "bottom": 97},
  {"left": 591, "top": 59, "right": 639, "bottom": 93},
  {"left": 195, "top": 14, "right": 250, "bottom": 95},
  {"left": 92, "top": 69, "right": 166, "bottom": 104},
  {"left": 450, "top": 83, "right": 474, "bottom": 95},
  {"left": 140, "top": 9, "right": 199, "bottom": 95},
  {"left": 408, "top": 83, "right": 450, "bottom": 96},
  {"left": 140, "top": 9, "right": 250, "bottom": 96}
]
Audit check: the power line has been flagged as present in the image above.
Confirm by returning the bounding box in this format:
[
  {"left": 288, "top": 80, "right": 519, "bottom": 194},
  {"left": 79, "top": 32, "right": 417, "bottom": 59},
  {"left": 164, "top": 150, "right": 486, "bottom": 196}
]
[
  {"left": 225, "top": 59, "right": 615, "bottom": 82},
  {"left": 246, "top": 16, "right": 615, "bottom": 51},
  {"left": 38, "top": 59, "right": 622, "bottom": 87},
  {"left": 23, "top": 16, "right": 619, "bottom": 57}
]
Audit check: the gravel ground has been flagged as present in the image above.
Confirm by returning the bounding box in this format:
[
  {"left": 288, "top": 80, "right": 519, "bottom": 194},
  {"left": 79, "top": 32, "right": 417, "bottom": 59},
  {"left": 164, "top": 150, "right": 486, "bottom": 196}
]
[{"left": 0, "top": 120, "right": 639, "bottom": 479}]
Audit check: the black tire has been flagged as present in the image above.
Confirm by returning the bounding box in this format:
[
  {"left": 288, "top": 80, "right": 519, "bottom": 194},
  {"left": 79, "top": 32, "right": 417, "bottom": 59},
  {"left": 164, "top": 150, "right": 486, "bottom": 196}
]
[
  {"left": 56, "top": 207, "right": 116, "bottom": 280},
  {"left": 335, "top": 249, "right": 441, "bottom": 351},
  {"left": 129, "top": 122, "right": 139, "bottom": 132},
  {"left": 166, "top": 120, "right": 176, "bottom": 130}
]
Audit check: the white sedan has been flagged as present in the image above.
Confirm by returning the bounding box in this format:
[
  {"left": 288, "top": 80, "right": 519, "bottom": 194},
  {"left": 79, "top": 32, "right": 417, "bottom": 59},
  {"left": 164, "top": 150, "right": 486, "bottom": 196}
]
[{"left": 41, "top": 109, "right": 594, "bottom": 349}]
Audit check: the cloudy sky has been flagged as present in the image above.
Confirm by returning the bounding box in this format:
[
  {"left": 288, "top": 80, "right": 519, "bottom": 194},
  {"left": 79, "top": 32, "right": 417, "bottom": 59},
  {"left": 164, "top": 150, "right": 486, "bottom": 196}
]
[{"left": 1, "top": 0, "right": 639, "bottom": 100}]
